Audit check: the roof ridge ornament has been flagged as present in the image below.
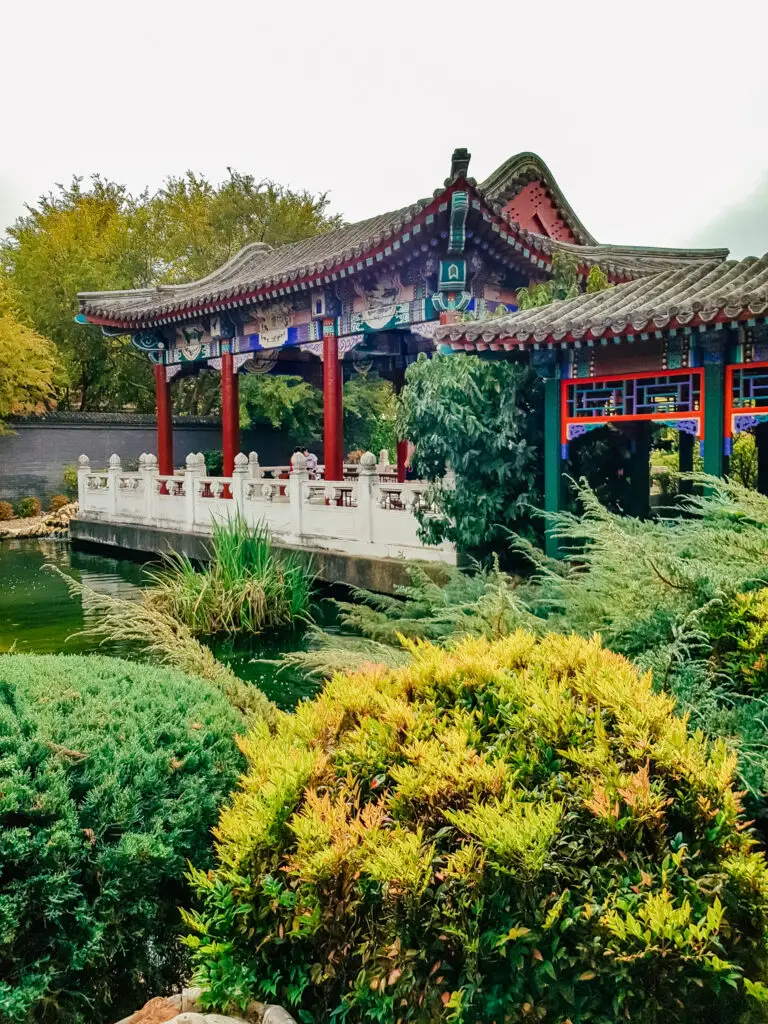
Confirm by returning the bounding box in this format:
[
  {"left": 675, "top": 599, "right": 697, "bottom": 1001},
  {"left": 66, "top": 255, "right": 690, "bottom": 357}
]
[{"left": 447, "top": 147, "right": 471, "bottom": 185}]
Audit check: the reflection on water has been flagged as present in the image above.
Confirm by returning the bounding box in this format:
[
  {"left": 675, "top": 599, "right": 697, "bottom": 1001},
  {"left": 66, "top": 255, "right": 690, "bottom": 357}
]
[
  {"left": 0, "top": 539, "right": 325, "bottom": 709},
  {"left": 0, "top": 539, "right": 145, "bottom": 658}
]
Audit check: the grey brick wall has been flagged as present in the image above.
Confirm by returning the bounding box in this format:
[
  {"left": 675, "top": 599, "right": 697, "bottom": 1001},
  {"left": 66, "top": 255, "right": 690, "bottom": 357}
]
[{"left": 0, "top": 417, "right": 317, "bottom": 504}]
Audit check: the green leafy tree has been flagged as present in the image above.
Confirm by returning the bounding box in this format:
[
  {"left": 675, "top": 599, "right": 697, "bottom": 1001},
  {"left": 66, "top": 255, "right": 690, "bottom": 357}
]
[
  {"left": 2, "top": 173, "right": 342, "bottom": 412},
  {"left": 236, "top": 371, "right": 396, "bottom": 457},
  {"left": 149, "top": 170, "right": 342, "bottom": 284},
  {"left": 1, "top": 178, "right": 156, "bottom": 411},
  {"left": 239, "top": 373, "right": 323, "bottom": 446},
  {"left": 343, "top": 374, "right": 396, "bottom": 456},
  {"left": 397, "top": 352, "right": 543, "bottom": 557}
]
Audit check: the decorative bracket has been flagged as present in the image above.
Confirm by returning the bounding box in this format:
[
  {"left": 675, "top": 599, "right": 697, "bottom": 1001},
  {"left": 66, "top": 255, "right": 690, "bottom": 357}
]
[{"left": 447, "top": 191, "right": 469, "bottom": 254}]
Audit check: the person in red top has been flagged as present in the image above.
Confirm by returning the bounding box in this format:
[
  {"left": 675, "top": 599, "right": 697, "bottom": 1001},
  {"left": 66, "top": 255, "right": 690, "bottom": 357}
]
[{"left": 404, "top": 440, "right": 417, "bottom": 481}]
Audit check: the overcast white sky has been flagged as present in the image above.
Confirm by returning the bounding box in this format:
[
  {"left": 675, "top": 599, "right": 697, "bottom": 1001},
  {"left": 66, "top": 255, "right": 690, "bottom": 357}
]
[{"left": 2, "top": 0, "right": 767, "bottom": 258}]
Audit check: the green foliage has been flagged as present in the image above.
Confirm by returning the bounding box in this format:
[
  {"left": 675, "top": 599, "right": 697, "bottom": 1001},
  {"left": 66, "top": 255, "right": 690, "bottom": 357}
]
[
  {"left": 586, "top": 264, "right": 611, "bottom": 293},
  {"left": 14, "top": 496, "right": 41, "bottom": 518},
  {"left": 1, "top": 173, "right": 340, "bottom": 412},
  {"left": 336, "top": 561, "right": 537, "bottom": 646},
  {"left": 62, "top": 464, "right": 78, "bottom": 500},
  {"left": 239, "top": 374, "right": 323, "bottom": 445},
  {"left": 203, "top": 449, "right": 224, "bottom": 476},
  {"left": 517, "top": 478, "right": 768, "bottom": 798},
  {"left": 518, "top": 253, "right": 611, "bottom": 310},
  {"left": 185, "top": 633, "right": 768, "bottom": 1024},
  {"left": 398, "top": 353, "right": 543, "bottom": 556},
  {"left": 703, "top": 588, "right": 768, "bottom": 694},
  {"left": 147, "top": 170, "right": 342, "bottom": 285},
  {"left": 279, "top": 560, "right": 538, "bottom": 681},
  {"left": 238, "top": 372, "right": 395, "bottom": 455},
  {"left": 146, "top": 516, "right": 315, "bottom": 637},
  {"left": 731, "top": 431, "right": 758, "bottom": 489},
  {"left": 1, "top": 178, "right": 156, "bottom": 412},
  {"left": 47, "top": 494, "right": 70, "bottom": 513},
  {"left": 0, "top": 652, "right": 244, "bottom": 1024},
  {"left": 343, "top": 375, "right": 397, "bottom": 458},
  {"left": 0, "top": 502, "right": 13, "bottom": 522}
]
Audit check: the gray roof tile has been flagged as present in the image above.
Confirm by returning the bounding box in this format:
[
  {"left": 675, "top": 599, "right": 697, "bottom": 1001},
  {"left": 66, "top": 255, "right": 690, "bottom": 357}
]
[{"left": 78, "top": 151, "right": 730, "bottom": 328}]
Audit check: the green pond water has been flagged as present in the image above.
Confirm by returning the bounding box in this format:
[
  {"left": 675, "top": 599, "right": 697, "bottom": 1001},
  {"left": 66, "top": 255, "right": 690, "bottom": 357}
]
[{"left": 0, "top": 539, "right": 329, "bottom": 709}]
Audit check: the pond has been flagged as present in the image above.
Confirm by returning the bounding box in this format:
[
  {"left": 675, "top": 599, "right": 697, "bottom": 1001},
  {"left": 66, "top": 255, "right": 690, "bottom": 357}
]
[{"left": 0, "top": 539, "right": 330, "bottom": 709}]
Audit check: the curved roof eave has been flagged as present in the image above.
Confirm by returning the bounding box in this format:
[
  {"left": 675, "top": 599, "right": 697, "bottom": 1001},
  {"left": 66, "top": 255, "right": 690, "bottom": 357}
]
[{"left": 480, "top": 151, "right": 598, "bottom": 246}]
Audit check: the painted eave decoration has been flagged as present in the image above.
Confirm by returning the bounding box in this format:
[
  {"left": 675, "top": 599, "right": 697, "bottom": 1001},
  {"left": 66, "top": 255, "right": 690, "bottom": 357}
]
[
  {"left": 433, "top": 256, "right": 768, "bottom": 351},
  {"left": 77, "top": 147, "right": 729, "bottom": 332}
]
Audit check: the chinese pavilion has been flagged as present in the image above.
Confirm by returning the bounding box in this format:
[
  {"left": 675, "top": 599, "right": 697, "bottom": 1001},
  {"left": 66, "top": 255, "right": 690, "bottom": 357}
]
[
  {"left": 434, "top": 254, "right": 768, "bottom": 555},
  {"left": 77, "top": 148, "right": 725, "bottom": 486}
]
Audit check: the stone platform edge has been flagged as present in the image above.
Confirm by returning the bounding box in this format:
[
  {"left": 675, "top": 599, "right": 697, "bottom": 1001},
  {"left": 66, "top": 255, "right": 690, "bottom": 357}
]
[{"left": 70, "top": 516, "right": 451, "bottom": 595}]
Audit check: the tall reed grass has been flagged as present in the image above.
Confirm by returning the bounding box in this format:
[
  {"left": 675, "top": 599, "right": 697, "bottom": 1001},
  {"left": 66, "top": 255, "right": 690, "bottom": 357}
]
[
  {"left": 145, "top": 516, "right": 315, "bottom": 637},
  {"left": 44, "top": 564, "right": 279, "bottom": 727}
]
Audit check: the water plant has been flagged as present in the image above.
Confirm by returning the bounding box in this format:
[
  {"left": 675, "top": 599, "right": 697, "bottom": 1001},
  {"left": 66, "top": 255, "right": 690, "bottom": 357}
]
[
  {"left": 184, "top": 632, "right": 768, "bottom": 1023},
  {"left": 145, "top": 515, "right": 315, "bottom": 638}
]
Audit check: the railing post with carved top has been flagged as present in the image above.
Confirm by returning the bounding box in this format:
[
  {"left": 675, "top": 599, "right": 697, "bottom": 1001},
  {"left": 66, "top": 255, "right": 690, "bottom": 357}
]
[
  {"left": 289, "top": 451, "right": 308, "bottom": 541},
  {"left": 232, "top": 453, "right": 249, "bottom": 517},
  {"left": 357, "top": 451, "right": 376, "bottom": 545},
  {"left": 184, "top": 452, "right": 202, "bottom": 528},
  {"left": 139, "top": 453, "right": 158, "bottom": 521},
  {"left": 107, "top": 454, "right": 121, "bottom": 518},
  {"left": 77, "top": 454, "right": 90, "bottom": 510}
]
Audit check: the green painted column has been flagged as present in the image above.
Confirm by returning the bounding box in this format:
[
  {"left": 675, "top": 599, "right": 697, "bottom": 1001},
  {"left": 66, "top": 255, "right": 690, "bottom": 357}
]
[
  {"left": 703, "top": 340, "right": 725, "bottom": 479},
  {"left": 755, "top": 423, "right": 768, "bottom": 496},
  {"left": 678, "top": 430, "right": 694, "bottom": 496},
  {"left": 544, "top": 376, "right": 563, "bottom": 558},
  {"left": 624, "top": 423, "right": 651, "bottom": 518}
]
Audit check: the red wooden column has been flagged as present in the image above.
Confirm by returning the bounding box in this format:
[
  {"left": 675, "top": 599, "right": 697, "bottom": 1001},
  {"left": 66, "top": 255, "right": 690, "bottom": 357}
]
[
  {"left": 154, "top": 363, "right": 173, "bottom": 475},
  {"left": 323, "top": 322, "right": 343, "bottom": 480},
  {"left": 221, "top": 350, "right": 240, "bottom": 476}
]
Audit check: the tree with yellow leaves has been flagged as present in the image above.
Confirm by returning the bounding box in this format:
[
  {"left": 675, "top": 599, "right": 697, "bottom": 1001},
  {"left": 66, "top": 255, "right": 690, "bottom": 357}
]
[{"left": 0, "top": 279, "right": 58, "bottom": 431}]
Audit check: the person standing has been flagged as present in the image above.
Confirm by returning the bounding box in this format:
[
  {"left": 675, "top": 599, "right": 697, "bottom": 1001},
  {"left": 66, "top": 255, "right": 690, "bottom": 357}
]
[{"left": 304, "top": 447, "right": 318, "bottom": 478}]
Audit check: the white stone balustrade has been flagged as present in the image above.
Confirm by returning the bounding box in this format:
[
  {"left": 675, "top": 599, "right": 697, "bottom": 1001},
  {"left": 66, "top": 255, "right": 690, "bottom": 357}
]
[{"left": 76, "top": 451, "right": 456, "bottom": 565}]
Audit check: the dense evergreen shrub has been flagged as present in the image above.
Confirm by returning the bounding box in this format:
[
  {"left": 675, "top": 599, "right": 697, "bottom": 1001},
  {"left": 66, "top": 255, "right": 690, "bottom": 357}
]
[
  {"left": 0, "top": 653, "right": 245, "bottom": 1024},
  {"left": 185, "top": 634, "right": 768, "bottom": 1023},
  {"left": 47, "top": 493, "right": 70, "bottom": 513},
  {"left": 0, "top": 501, "right": 13, "bottom": 521},
  {"left": 14, "top": 496, "right": 41, "bottom": 518}
]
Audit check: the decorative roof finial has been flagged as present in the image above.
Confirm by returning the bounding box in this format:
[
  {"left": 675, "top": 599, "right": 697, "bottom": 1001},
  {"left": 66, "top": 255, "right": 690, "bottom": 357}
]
[{"left": 449, "top": 147, "right": 471, "bottom": 183}]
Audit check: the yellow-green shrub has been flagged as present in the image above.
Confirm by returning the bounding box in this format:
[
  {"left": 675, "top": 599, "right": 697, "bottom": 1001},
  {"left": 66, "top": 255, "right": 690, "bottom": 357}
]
[
  {"left": 14, "top": 496, "right": 40, "bottom": 518},
  {"left": 185, "top": 633, "right": 768, "bottom": 1024},
  {"left": 705, "top": 587, "right": 768, "bottom": 693}
]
